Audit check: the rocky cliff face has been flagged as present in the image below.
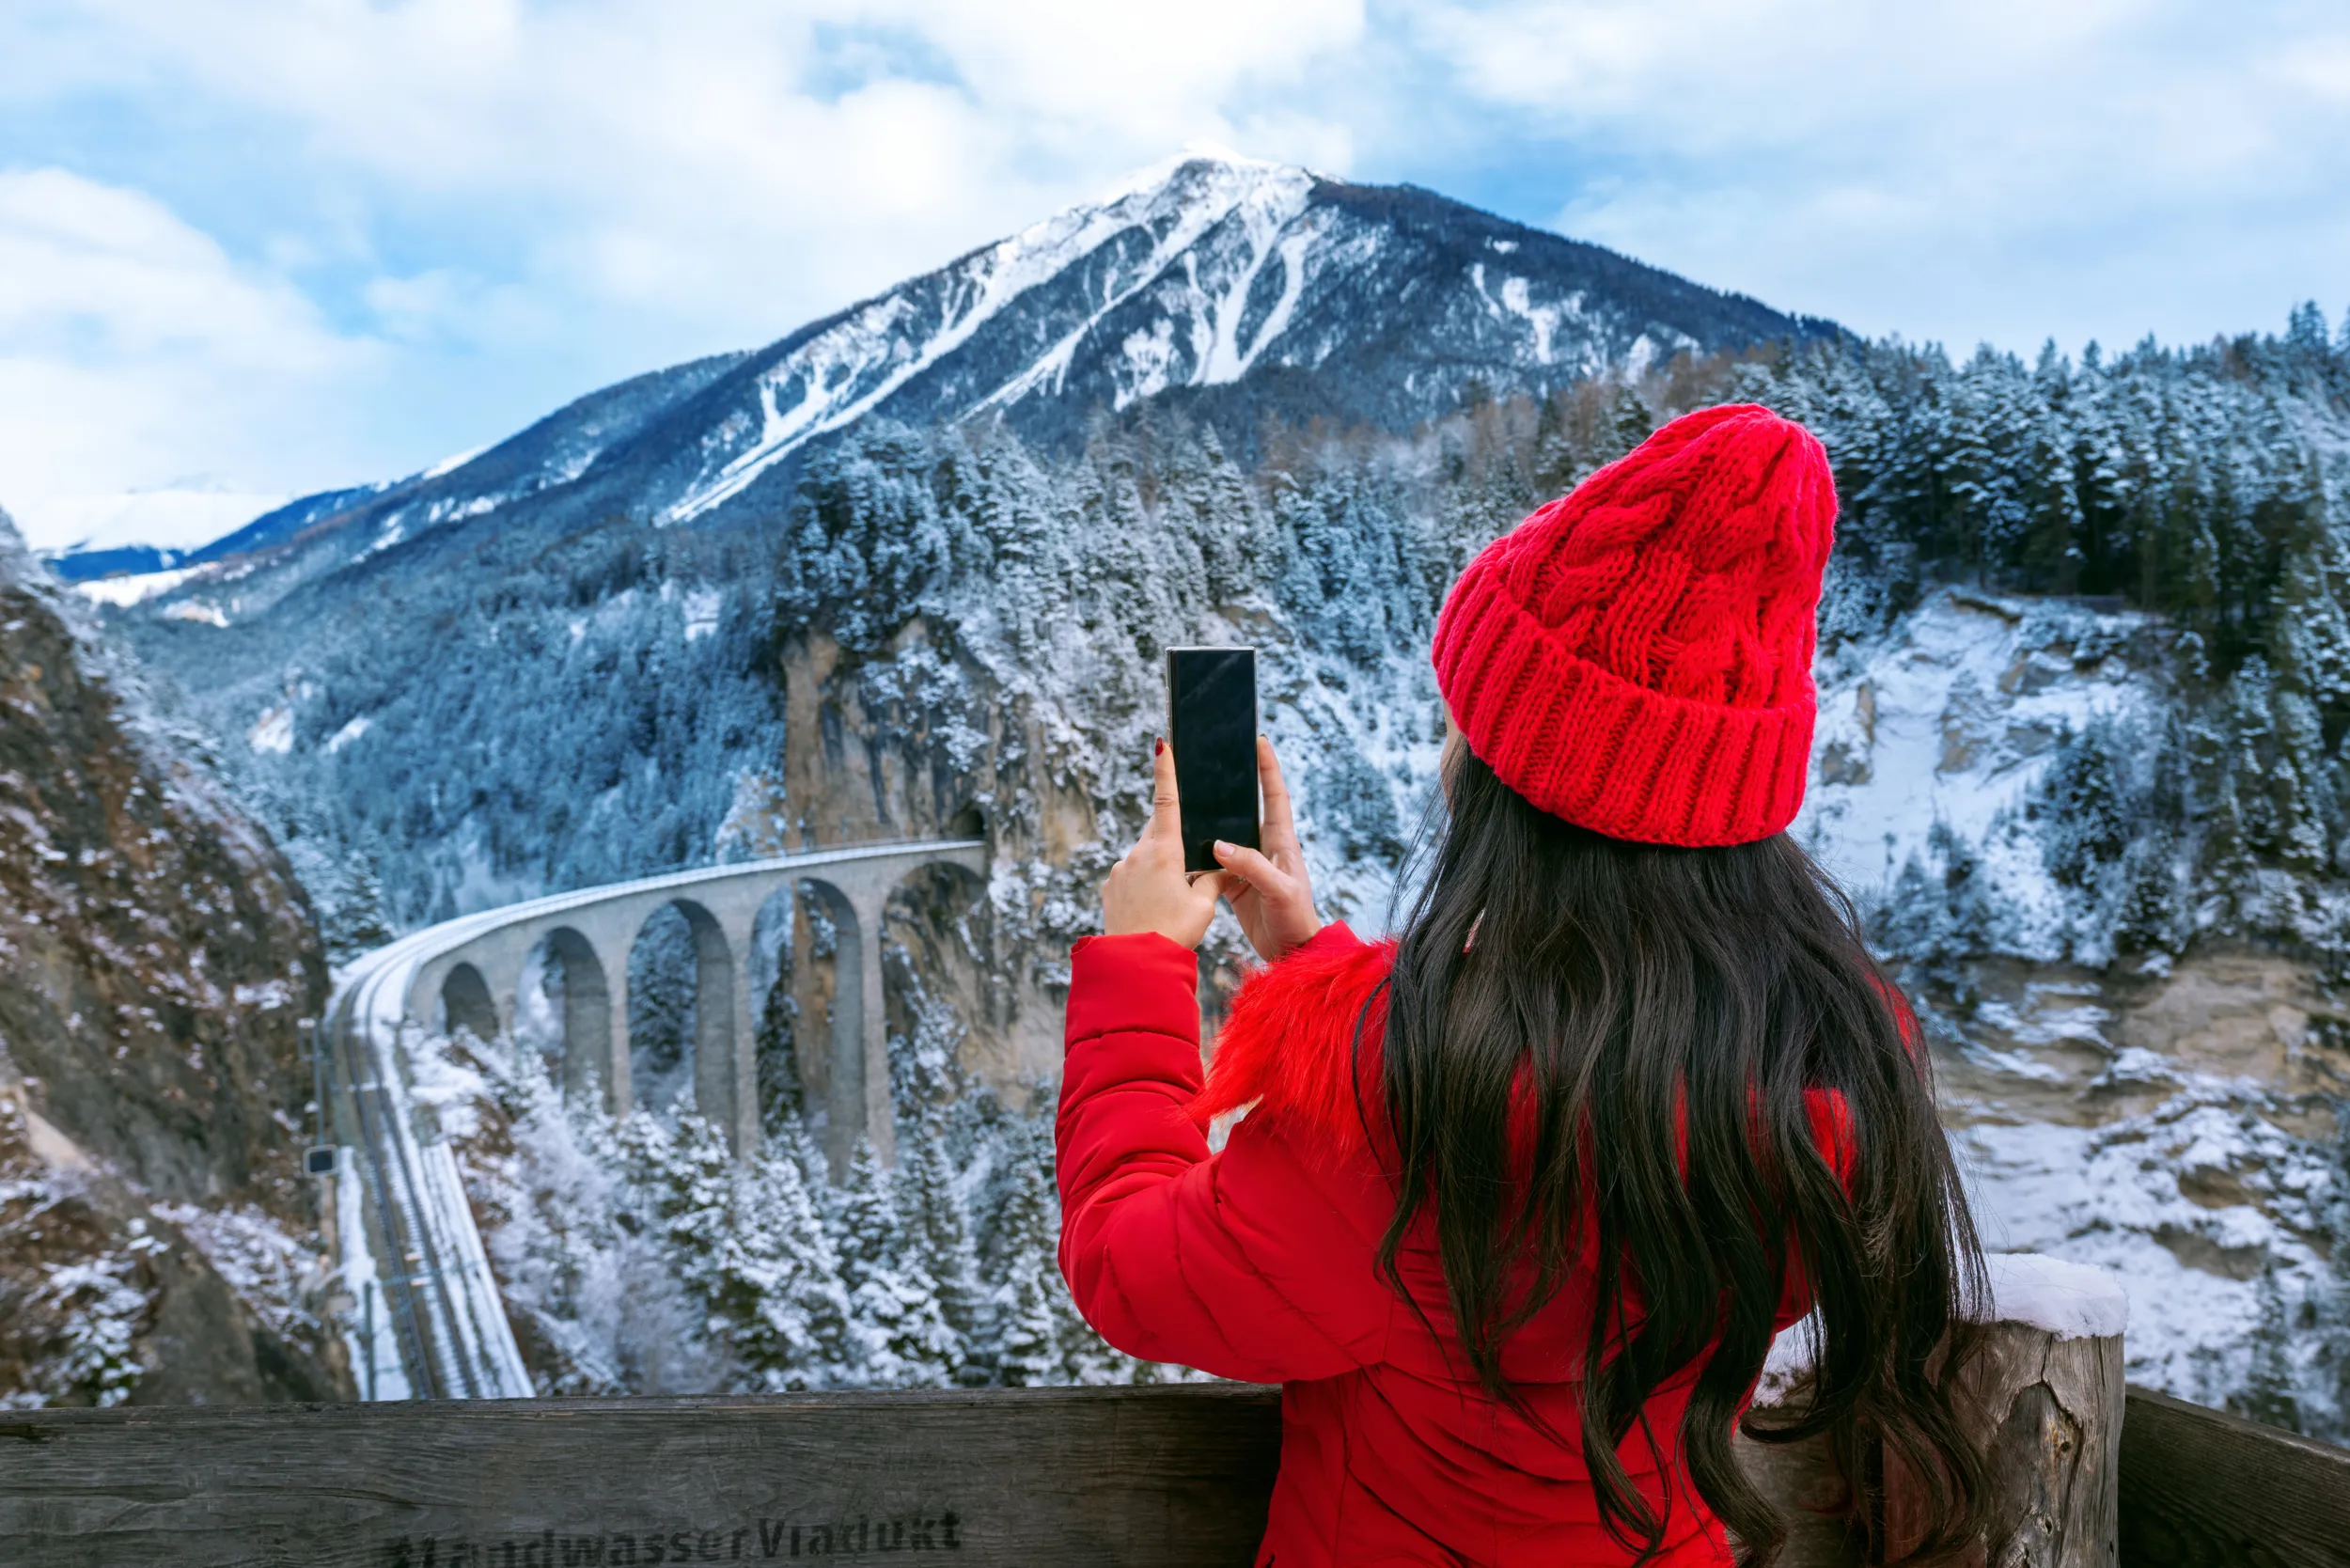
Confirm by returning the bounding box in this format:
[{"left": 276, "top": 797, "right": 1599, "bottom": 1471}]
[
  {"left": 0, "top": 510, "right": 346, "bottom": 1404},
  {"left": 1796, "top": 585, "right": 2350, "bottom": 1428}
]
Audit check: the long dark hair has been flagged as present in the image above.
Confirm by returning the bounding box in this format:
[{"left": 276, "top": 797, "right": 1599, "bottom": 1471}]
[{"left": 1375, "top": 746, "right": 1986, "bottom": 1564}]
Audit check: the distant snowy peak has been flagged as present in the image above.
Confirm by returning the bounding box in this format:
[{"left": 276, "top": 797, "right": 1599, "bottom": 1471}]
[{"left": 659, "top": 152, "right": 1827, "bottom": 522}]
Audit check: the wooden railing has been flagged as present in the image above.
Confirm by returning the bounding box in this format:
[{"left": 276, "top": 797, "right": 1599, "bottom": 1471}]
[
  {"left": 2118, "top": 1386, "right": 2350, "bottom": 1567},
  {"left": 3, "top": 1379, "right": 2344, "bottom": 1566},
  {"left": 6, "top": 1385, "right": 1277, "bottom": 1567}
]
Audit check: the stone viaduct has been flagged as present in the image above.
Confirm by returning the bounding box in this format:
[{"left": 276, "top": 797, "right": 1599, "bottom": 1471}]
[{"left": 402, "top": 838, "right": 987, "bottom": 1168}]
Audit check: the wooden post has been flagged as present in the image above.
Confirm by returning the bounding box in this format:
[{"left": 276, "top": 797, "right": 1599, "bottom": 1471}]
[
  {"left": 1913, "top": 1313, "right": 2124, "bottom": 1567},
  {"left": 1739, "top": 1254, "right": 2126, "bottom": 1568},
  {"left": 1731, "top": 1410, "right": 1856, "bottom": 1568}
]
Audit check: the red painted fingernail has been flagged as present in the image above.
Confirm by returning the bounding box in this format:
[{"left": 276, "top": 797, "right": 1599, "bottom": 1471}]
[{"left": 1153, "top": 737, "right": 1164, "bottom": 755}]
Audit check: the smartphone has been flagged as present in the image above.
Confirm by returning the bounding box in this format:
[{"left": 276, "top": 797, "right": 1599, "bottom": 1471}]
[{"left": 1165, "top": 647, "right": 1261, "bottom": 874}]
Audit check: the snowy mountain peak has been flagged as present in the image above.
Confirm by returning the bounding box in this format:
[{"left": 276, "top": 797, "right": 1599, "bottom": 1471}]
[
  {"left": 651, "top": 151, "right": 1821, "bottom": 524},
  {"left": 1088, "top": 143, "right": 1318, "bottom": 209},
  {"left": 663, "top": 153, "right": 1322, "bottom": 521},
  {"left": 110, "top": 157, "right": 1829, "bottom": 597}
]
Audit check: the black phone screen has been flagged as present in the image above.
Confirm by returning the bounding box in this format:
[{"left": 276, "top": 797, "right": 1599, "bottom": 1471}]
[{"left": 1165, "top": 647, "right": 1259, "bottom": 874}]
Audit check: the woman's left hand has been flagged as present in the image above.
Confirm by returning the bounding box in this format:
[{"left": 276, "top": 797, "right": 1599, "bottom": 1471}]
[{"left": 1100, "top": 739, "right": 1227, "bottom": 949}]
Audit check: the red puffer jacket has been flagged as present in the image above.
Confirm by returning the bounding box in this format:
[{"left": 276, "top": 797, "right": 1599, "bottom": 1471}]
[{"left": 1057, "top": 923, "right": 1850, "bottom": 1567}]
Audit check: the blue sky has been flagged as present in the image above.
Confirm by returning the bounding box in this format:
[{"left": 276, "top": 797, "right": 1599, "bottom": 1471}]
[{"left": 3, "top": 0, "right": 2346, "bottom": 551}]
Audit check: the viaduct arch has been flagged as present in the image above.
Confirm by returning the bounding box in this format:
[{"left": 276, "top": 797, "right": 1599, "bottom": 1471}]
[{"left": 405, "top": 839, "right": 987, "bottom": 1166}]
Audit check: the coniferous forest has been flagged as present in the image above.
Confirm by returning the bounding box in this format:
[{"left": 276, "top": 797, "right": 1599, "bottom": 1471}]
[{"left": 198, "top": 310, "right": 2350, "bottom": 952}]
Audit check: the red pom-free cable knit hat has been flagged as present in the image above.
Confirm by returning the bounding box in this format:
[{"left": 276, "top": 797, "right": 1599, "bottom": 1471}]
[{"left": 1431, "top": 403, "right": 1838, "bottom": 847}]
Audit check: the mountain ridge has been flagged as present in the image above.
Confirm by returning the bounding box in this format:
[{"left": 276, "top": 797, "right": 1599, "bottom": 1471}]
[{"left": 55, "top": 153, "right": 1833, "bottom": 606}]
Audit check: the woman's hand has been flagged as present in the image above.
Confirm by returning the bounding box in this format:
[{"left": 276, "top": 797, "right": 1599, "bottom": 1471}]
[
  {"left": 1213, "top": 735, "right": 1323, "bottom": 964},
  {"left": 1100, "top": 740, "right": 1229, "bottom": 949}
]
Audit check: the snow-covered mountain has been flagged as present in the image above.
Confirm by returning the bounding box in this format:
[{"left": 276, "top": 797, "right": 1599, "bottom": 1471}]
[
  {"left": 642, "top": 150, "right": 1825, "bottom": 523},
  {"left": 42, "top": 483, "right": 393, "bottom": 591},
  {"left": 25, "top": 484, "right": 291, "bottom": 583},
  {"left": 70, "top": 152, "right": 1825, "bottom": 616}
]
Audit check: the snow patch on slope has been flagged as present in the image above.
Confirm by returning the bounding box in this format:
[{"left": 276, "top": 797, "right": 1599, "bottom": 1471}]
[
  {"left": 665, "top": 157, "right": 1318, "bottom": 523},
  {"left": 422, "top": 445, "right": 491, "bottom": 480},
  {"left": 1797, "top": 589, "right": 2154, "bottom": 951},
  {"left": 247, "top": 705, "right": 293, "bottom": 755},
  {"left": 73, "top": 566, "right": 207, "bottom": 607},
  {"left": 1958, "top": 1090, "right": 2336, "bottom": 1415},
  {"left": 161, "top": 599, "right": 229, "bottom": 627}
]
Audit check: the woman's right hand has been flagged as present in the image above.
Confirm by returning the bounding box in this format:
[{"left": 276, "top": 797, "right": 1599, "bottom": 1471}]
[{"left": 1213, "top": 735, "right": 1323, "bottom": 964}]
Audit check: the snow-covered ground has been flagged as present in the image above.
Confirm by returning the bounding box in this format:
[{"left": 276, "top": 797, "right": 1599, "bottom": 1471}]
[{"left": 1793, "top": 588, "right": 2346, "bottom": 1436}]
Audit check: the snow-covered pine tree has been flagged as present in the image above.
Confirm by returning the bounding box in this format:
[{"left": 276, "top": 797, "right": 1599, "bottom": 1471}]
[
  {"left": 616, "top": 1110, "right": 854, "bottom": 1391},
  {"left": 2107, "top": 720, "right": 2191, "bottom": 959},
  {"left": 990, "top": 1131, "right": 1068, "bottom": 1387},
  {"left": 2318, "top": 1106, "right": 2350, "bottom": 1429},
  {"left": 897, "top": 1105, "right": 983, "bottom": 1382},
  {"left": 752, "top": 973, "right": 804, "bottom": 1136},
  {"left": 832, "top": 1137, "right": 962, "bottom": 1388},
  {"left": 2266, "top": 487, "right": 2350, "bottom": 872},
  {"left": 468, "top": 1041, "right": 627, "bottom": 1396},
  {"left": 2266, "top": 476, "right": 2350, "bottom": 720},
  {"left": 2239, "top": 1263, "right": 2307, "bottom": 1433},
  {"left": 959, "top": 426, "right": 1067, "bottom": 668},
  {"left": 614, "top": 1112, "right": 736, "bottom": 1363},
  {"left": 472, "top": 1045, "right": 723, "bottom": 1396},
  {"left": 2031, "top": 719, "right": 2133, "bottom": 894},
  {"left": 239, "top": 774, "right": 392, "bottom": 961},
  {"left": 974, "top": 1119, "right": 1138, "bottom": 1388},
  {"left": 1872, "top": 818, "right": 1999, "bottom": 1005},
  {"left": 625, "top": 906, "right": 699, "bottom": 1114},
  {"left": 2206, "top": 658, "right": 2312, "bottom": 892},
  {"left": 832, "top": 1138, "right": 898, "bottom": 1298},
  {"left": 723, "top": 1135, "right": 854, "bottom": 1390}
]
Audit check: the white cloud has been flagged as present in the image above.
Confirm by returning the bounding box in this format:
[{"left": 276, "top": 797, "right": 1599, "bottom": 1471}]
[
  {"left": 893, "top": 0, "right": 1362, "bottom": 128},
  {"left": 15, "top": 0, "right": 1363, "bottom": 337},
  {"left": 0, "top": 169, "right": 377, "bottom": 549},
  {"left": 0, "top": 168, "right": 349, "bottom": 367},
  {"left": 0, "top": 0, "right": 2344, "bottom": 552},
  {"left": 1401, "top": 0, "right": 2350, "bottom": 349}
]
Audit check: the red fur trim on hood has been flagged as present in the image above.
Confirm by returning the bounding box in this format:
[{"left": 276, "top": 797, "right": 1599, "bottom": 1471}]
[{"left": 1193, "top": 930, "right": 1397, "bottom": 1165}]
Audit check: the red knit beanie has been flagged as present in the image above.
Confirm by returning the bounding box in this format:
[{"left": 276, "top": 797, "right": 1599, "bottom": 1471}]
[{"left": 1431, "top": 403, "right": 1838, "bottom": 847}]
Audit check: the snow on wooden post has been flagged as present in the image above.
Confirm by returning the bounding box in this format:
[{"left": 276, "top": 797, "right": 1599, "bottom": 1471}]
[{"left": 1737, "top": 1251, "right": 2127, "bottom": 1568}]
